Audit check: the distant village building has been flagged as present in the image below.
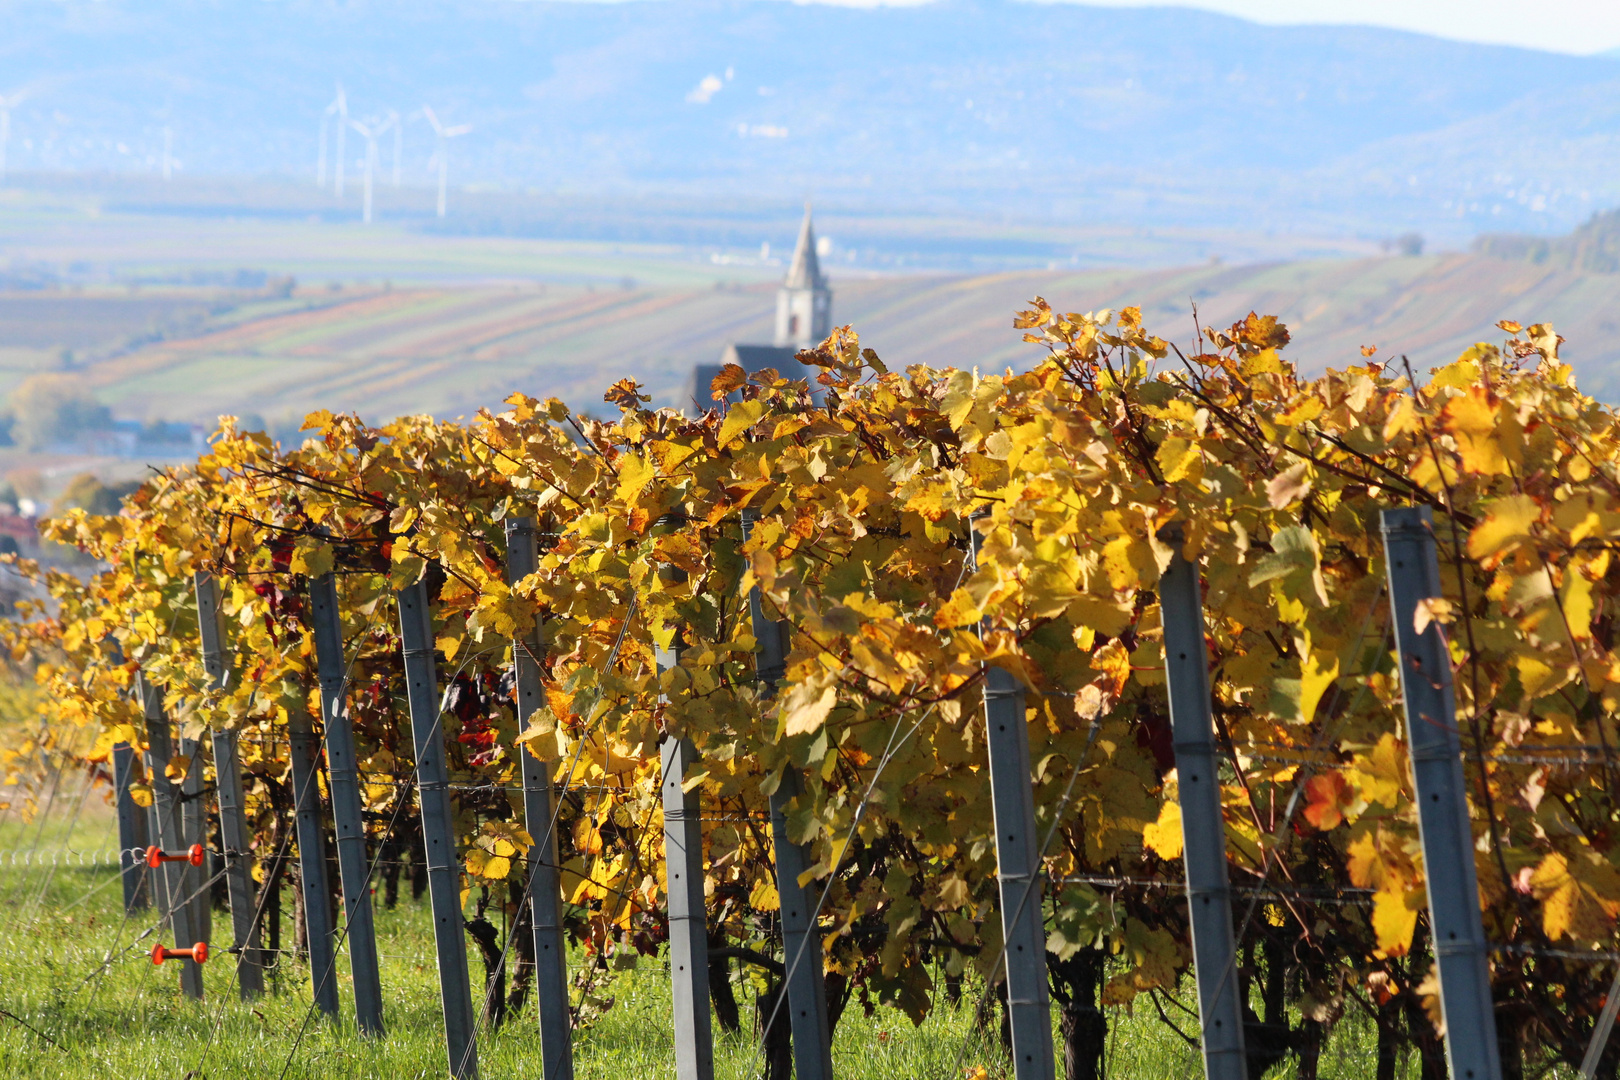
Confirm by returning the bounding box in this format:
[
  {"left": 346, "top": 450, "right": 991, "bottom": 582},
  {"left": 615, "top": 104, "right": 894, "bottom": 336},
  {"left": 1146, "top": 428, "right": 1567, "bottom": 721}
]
[{"left": 687, "top": 205, "right": 831, "bottom": 410}]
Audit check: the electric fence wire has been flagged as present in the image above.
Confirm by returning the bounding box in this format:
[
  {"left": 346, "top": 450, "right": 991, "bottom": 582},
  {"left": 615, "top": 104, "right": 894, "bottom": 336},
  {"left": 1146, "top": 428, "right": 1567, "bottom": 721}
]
[
  {"left": 16, "top": 765, "right": 97, "bottom": 926},
  {"left": 73, "top": 861, "right": 229, "bottom": 991}
]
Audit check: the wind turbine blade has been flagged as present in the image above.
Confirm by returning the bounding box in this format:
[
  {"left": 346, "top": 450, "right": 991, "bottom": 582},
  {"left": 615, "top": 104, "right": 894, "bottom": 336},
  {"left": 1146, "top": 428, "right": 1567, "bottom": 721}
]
[
  {"left": 421, "top": 105, "right": 443, "bottom": 135},
  {"left": 445, "top": 125, "right": 471, "bottom": 137}
]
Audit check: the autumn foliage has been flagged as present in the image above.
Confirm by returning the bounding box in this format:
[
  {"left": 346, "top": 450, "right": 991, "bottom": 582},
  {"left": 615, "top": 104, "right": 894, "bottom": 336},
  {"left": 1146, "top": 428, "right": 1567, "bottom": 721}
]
[{"left": 5, "top": 302, "right": 1619, "bottom": 1075}]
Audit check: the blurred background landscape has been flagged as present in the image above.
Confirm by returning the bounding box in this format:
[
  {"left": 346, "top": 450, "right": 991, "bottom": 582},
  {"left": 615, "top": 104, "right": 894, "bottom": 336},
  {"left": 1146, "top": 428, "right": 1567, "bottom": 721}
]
[{"left": 3, "top": 0, "right": 1620, "bottom": 511}]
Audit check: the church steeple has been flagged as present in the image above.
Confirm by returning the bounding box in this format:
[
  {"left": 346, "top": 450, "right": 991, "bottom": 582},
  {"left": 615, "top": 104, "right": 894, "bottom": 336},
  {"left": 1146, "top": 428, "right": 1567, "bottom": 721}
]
[{"left": 774, "top": 204, "right": 832, "bottom": 347}]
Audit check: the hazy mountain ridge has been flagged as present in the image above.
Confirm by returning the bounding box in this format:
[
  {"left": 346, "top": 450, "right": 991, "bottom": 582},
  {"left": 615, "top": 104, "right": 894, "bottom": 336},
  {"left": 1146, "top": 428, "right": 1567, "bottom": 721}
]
[{"left": 1, "top": 0, "right": 1617, "bottom": 244}]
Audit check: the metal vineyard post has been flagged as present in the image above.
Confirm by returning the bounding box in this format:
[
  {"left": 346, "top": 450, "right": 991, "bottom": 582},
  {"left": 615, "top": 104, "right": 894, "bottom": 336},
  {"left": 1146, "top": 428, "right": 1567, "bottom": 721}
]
[
  {"left": 1159, "top": 542, "right": 1248, "bottom": 1080},
  {"left": 971, "top": 522, "right": 1056, "bottom": 1080},
  {"left": 112, "top": 740, "right": 148, "bottom": 914},
  {"left": 504, "top": 516, "right": 574, "bottom": 1080},
  {"left": 194, "top": 570, "right": 264, "bottom": 998},
  {"left": 398, "top": 577, "right": 479, "bottom": 1079},
  {"left": 745, "top": 508, "right": 832, "bottom": 1080},
  {"left": 1382, "top": 506, "right": 1502, "bottom": 1080},
  {"left": 137, "top": 670, "right": 204, "bottom": 1000},
  {"left": 654, "top": 513, "right": 713, "bottom": 1080},
  {"left": 310, "top": 572, "right": 385, "bottom": 1034},
  {"left": 288, "top": 687, "right": 340, "bottom": 1018},
  {"left": 178, "top": 731, "right": 211, "bottom": 968}
]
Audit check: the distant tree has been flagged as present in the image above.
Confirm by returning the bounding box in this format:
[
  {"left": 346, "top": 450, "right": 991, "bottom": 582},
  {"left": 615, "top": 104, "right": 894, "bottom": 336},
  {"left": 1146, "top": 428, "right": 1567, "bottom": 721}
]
[
  {"left": 5, "top": 375, "right": 113, "bottom": 450},
  {"left": 52, "top": 472, "right": 140, "bottom": 517},
  {"left": 1394, "top": 232, "right": 1425, "bottom": 256}
]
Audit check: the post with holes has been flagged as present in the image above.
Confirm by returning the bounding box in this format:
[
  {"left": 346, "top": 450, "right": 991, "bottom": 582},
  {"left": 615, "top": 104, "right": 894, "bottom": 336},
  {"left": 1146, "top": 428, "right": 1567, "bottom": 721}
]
[
  {"left": 745, "top": 509, "right": 833, "bottom": 1080},
  {"left": 970, "top": 520, "right": 1056, "bottom": 1080},
  {"left": 655, "top": 514, "right": 713, "bottom": 1080},
  {"left": 1381, "top": 506, "right": 1502, "bottom": 1080},
  {"left": 1159, "top": 536, "right": 1248, "bottom": 1080},
  {"left": 177, "top": 730, "right": 211, "bottom": 967},
  {"left": 505, "top": 517, "right": 574, "bottom": 1079},
  {"left": 398, "top": 577, "right": 479, "bottom": 1079},
  {"left": 137, "top": 671, "right": 203, "bottom": 1000},
  {"left": 112, "top": 740, "right": 148, "bottom": 913},
  {"left": 310, "top": 572, "right": 386, "bottom": 1034},
  {"left": 194, "top": 570, "right": 264, "bottom": 998},
  {"left": 662, "top": 736, "right": 713, "bottom": 1080},
  {"left": 288, "top": 687, "right": 340, "bottom": 1018}
]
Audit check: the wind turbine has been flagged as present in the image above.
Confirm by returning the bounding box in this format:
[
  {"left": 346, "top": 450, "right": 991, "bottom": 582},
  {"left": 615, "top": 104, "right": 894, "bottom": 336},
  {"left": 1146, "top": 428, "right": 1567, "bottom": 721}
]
[
  {"left": 0, "top": 87, "right": 33, "bottom": 184},
  {"left": 349, "top": 113, "right": 396, "bottom": 223},
  {"left": 420, "top": 105, "right": 470, "bottom": 219},
  {"left": 388, "top": 108, "right": 402, "bottom": 188},
  {"left": 161, "top": 126, "right": 173, "bottom": 180},
  {"left": 317, "top": 82, "right": 347, "bottom": 192}
]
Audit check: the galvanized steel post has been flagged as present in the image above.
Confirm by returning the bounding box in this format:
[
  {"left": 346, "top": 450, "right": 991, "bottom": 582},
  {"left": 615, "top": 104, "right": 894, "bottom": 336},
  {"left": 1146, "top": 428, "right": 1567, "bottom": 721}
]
[
  {"left": 1160, "top": 540, "right": 1248, "bottom": 1080},
  {"left": 398, "top": 577, "right": 479, "bottom": 1079},
  {"left": 288, "top": 698, "right": 340, "bottom": 1018},
  {"left": 310, "top": 572, "right": 385, "bottom": 1034},
  {"left": 112, "top": 740, "right": 148, "bottom": 914},
  {"left": 194, "top": 570, "right": 264, "bottom": 998},
  {"left": 662, "top": 734, "right": 713, "bottom": 1080},
  {"left": 504, "top": 516, "right": 573, "bottom": 1080},
  {"left": 971, "top": 521, "right": 1056, "bottom": 1080},
  {"left": 137, "top": 671, "right": 203, "bottom": 1000},
  {"left": 177, "top": 728, "right": 211, "bottom": 966},
  {"left": 1382, "top": 506, "right": 1502, "bottom": 1080},
  {"left": 655, "top": 514, "right": 713, "bottom": 1080},
  {"left": 745, "top": 508, "right": 832, "bottom": 1080}
]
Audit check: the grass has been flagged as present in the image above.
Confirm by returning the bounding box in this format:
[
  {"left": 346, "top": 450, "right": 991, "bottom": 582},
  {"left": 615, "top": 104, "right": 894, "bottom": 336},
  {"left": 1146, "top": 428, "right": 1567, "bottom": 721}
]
[{"left": 0, "top": 798, "right": 1432, "bottom": 1079}]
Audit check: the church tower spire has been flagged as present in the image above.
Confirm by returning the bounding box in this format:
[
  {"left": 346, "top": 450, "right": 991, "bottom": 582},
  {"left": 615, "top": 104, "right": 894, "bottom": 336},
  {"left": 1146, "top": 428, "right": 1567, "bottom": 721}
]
[{"left": 774, "top": 204, "right": 832, "bottom": 348}]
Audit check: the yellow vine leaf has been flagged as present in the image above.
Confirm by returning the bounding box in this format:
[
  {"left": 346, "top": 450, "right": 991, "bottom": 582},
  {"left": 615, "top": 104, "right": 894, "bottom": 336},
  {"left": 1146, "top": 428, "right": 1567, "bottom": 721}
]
[
  {"left": 1371, "top": 887, "right": 1420, "bottom": 957},
  {"left": 1467, "top": 495, "right": 1539, "bottom": 561},
  {"left": 615, "top": 452, "right": 656, "bottom": 502},
  {"left": 750, "top": 879, "right": 780, "bottom": 911},
  {"left": 715, "top": 399, "right": 766, "bottom": 448},
  {"left": 1561, "top": 566, "right": 1595, "bottom": 641},
  {"left": 1265, "top": 461, "right": 1312, "bottom": 509},
  {"left": 781, "top": 678, "right": 838, "bottom": 736},
  {"left": 1143, "top": 799, "right": 1183, "bottom": 860}
]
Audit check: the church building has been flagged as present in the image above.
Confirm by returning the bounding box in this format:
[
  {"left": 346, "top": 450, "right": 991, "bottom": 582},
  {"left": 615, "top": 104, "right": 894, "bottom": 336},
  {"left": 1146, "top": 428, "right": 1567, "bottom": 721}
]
[{"left": 686, "top": 205, "right": 832, "bottom": 410}]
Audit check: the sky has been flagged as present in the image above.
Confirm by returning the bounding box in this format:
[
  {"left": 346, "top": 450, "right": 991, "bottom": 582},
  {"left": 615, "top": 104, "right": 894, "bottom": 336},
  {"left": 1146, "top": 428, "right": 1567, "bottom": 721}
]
[{"left": 806, "top": 0, "right": 1620, "bottom": 56}]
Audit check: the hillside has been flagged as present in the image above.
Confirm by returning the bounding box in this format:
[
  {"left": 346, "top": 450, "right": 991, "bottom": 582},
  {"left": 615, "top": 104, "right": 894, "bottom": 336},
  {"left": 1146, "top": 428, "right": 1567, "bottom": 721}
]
[
  {"left": 21, "top": 250, "right": 1620, "bottom": 433},
  {"left": 2, "top": 0, "right": 1618, "bottom": 245}
]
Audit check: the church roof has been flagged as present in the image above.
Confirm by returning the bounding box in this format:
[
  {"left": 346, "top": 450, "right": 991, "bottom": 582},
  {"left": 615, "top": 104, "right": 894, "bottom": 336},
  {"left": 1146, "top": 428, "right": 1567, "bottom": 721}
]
[{"left": 783, "top": 205, "right": 826, "bottom": 292}]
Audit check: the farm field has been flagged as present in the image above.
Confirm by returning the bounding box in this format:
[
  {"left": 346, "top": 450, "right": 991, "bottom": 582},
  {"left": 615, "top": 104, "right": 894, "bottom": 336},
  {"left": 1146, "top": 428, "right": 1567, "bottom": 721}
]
[
  {"left": 9, "top": 248, "right": 1620, "bottom": 432},
  {"left": 0, "top": 803, "right": 1409, "bottom": 1080}
]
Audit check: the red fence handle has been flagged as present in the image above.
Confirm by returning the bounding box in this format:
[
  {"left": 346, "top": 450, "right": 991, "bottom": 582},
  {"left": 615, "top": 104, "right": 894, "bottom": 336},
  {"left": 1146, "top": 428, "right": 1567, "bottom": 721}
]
[
  {"left": 151, "top": 941, "right": 209, "bottom": 966},
  {"left": 145, "top": 844, "right": 206, "bottom": 868}
]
